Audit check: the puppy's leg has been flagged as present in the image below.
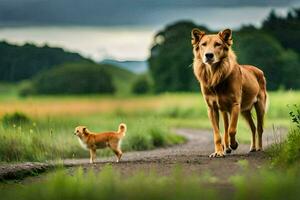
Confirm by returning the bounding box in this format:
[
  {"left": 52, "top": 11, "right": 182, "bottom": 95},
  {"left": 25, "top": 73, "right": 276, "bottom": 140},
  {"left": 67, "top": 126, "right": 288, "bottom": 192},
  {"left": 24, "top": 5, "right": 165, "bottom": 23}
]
[
  {"left": 113, "top": 149, "right": 122, "bottom": 162},
  {"left": 110, "top": 141, "right": 123, "bottom": 162},
  {"left": 89, "top": 149, "right": 96, "bottom": 164}
]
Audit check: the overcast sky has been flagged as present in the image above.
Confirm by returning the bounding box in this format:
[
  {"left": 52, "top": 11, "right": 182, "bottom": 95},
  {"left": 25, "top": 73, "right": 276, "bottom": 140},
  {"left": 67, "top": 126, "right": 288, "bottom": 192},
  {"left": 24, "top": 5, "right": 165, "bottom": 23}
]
[
  {"left": 0, "top": 0, "right": 299, "bottom": 61},
  {"left": 0, "top": 0, "right": 299, "bottom": 27}
]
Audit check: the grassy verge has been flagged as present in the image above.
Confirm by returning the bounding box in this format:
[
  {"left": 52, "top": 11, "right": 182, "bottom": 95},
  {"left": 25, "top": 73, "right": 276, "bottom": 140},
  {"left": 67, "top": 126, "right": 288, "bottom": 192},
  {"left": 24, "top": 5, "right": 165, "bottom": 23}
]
[
  {"left": 267, "top": 104, "right": 300, "bottom": 166},
  {"left": 0, "top": 166, "right": 216, "bottom": 200},
  {"left": 0, "top": 115, "right": 185, "bottom": 162},
  {"left": 230, "top": 104, "right": 300, "bottom": 199},
  {"left": 230, "top": 167, "right": 300, "bottom": 200}
]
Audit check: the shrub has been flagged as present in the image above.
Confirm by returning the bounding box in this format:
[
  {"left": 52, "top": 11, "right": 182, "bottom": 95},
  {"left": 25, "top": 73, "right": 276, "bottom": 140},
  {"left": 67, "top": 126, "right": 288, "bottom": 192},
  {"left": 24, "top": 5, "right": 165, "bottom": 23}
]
[
  {"left": 33, "top": 62, "right": 116, "bottom": 94},
  {"left": 122, "top": 119, "right": 185, "bottom": 151},
  {"left": 125, "top": 131, "right": 154, "bottom": 151},
  {"left": 18, "top": 81, "right": 35, "bottom": 97},
  {"left": 131, "top": 76, "right": 151, "bottom": 94},
  {"left": 2, "top": 112, "right": 31, "bottom": 127}
]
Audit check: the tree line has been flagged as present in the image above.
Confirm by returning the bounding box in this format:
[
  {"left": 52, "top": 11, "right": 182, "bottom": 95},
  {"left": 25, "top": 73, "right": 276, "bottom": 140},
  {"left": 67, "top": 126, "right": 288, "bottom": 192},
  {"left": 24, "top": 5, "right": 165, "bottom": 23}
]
[{"left": 148, "top": 8, "right": 300, "bottom": 92}]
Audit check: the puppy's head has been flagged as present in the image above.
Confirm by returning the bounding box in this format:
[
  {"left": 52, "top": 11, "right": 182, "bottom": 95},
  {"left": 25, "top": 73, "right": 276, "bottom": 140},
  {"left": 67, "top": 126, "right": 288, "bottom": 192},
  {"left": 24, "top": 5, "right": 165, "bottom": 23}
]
[
  {"left": 191, "top": 28, "right": 233, "bottom": 65},
  {"left": 74, "top": 126, "right": 88, "bottom": 137}
]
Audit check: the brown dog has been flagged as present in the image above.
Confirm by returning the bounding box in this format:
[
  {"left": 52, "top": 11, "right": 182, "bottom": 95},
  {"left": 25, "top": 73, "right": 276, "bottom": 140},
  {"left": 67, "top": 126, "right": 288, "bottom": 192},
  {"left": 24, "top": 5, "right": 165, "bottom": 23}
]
[
  {"left": 191, "top": 28, "right": 268, "bottom": 157},
  {"left": 74, "top": 123, "right": 126, "bottom": 163}
]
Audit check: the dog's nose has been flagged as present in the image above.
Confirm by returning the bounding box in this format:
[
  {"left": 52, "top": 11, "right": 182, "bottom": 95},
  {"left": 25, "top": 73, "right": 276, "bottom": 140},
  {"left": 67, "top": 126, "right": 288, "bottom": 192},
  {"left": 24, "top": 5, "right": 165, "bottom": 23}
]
[{"left": 205, "top": 53, "right": 214, "bottom": 59}]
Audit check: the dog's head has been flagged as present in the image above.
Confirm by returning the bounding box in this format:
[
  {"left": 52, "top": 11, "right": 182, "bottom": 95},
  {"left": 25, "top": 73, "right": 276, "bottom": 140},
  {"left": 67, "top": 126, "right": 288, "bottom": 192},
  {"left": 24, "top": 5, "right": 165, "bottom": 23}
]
[
  {"left": 191, "top": 28, "right": 233, "bottom": 65},
  {"left": 74, "top": 126, "right": 88, "bottom": 137}
]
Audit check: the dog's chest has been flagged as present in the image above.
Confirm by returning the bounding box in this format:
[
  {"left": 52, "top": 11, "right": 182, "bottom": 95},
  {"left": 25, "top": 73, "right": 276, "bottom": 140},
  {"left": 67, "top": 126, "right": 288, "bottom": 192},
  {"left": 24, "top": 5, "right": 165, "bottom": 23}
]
[{"left": 78, "top": 138, "right": 89, "bottom": 150}]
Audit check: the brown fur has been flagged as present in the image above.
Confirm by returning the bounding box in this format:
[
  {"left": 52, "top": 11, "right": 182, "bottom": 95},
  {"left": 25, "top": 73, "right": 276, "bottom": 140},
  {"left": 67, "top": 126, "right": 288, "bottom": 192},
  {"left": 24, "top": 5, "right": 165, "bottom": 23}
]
[
  {"left": 191, "top": 28, "right": 267, "bottom": 157},
  {"left": 74, "top": 123, "right": 126, "bottom": 163}
]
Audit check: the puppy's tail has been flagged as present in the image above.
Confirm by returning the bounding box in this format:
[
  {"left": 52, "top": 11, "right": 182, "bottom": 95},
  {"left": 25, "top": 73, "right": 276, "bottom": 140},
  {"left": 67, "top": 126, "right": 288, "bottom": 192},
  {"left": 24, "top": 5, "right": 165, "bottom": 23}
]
[{"left": 117, "top": 123, "right": 127, "bottom": 137}]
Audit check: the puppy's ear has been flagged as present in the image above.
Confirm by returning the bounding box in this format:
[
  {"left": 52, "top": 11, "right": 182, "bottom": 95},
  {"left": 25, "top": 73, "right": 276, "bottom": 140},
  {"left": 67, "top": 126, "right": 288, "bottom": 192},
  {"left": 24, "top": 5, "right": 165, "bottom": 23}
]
[
  {"left": 82, "top": 127, "right": 88, "bottom": 135},
  {"left": 191, "top": 28, "right": 205, "bottom": 45},
  {"left": 218, "top": 29, "right": 233, "bottom": 46}
]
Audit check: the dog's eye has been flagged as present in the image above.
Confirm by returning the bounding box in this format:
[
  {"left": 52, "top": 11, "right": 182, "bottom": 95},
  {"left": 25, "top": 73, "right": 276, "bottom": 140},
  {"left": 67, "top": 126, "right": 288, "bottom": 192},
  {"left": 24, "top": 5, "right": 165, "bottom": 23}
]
[
  {"left": 201, "top": 42, "right": 207, "bottom": 46},
  {"left": 195, "top": 46, "right": 199, "bottom": 51},
  {"left": 215, "top": 42, "right": 221, "bottom": 47}
]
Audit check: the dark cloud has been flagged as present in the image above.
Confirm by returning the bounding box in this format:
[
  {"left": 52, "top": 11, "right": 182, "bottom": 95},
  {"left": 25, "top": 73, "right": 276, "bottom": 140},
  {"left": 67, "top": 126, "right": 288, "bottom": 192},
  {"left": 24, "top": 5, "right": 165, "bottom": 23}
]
[{"left": 0, "top": 0, "right": 298, "bottom": 26}]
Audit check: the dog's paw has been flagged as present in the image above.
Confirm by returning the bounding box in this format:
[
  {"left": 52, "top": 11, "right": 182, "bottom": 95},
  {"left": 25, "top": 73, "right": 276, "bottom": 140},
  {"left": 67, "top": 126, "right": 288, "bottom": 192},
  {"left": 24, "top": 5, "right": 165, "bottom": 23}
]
[
  {"left": 248, "top": 148, "right": 256, "bottom": 153},
  {"left": 225, "top": 148, "right": 232, "bottom": 154},
  {"left": 209, "top": 151, "right": 225, "bottom": 158},
  {"left": 230, "top": 141, "right": 239, "bottom": 150}
]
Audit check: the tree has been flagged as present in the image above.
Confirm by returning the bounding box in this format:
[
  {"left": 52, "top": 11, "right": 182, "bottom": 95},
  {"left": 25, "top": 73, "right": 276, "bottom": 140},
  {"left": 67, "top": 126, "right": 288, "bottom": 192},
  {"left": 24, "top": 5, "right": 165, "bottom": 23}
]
[
  {"left": 131, "top": 75, "right": 151, "bottom": 94},
  {"left": 148, "top": 21, "right": 209, "bottom": 92},
  {"left": 234, "top": 30, "right": 300, "bottom": 90},
  {"left": 148, "top": 18, "right": 300, "bottom": 91},
  {"left": 262, "top": 8, "right": 300, "bottom": 54}
]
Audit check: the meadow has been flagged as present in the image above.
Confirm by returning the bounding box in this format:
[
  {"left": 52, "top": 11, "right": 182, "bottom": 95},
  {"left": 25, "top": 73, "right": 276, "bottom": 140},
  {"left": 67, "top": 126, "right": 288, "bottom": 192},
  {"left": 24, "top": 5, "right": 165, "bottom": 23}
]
[{"left": 0, "top": 85, "right": 299, "bottom": 162}]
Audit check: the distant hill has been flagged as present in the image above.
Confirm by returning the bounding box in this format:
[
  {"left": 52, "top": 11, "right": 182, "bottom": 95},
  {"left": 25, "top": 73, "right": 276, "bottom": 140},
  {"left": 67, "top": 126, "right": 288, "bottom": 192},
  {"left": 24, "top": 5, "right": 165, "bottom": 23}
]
[
  {"left": 100, "top": 59, "right": 148, "bottom": 74},
  {"left": 0, "top": 41, "right": 136, "bottom": 94},
  {"left": 100, "top": 62, "right": 136, "bottom": 94},
  {"left": 27, "top": 61, "right": 136, "bottom": 95},
  {"left": 0, "top": 41, "right": 89, "bottom": 82}
]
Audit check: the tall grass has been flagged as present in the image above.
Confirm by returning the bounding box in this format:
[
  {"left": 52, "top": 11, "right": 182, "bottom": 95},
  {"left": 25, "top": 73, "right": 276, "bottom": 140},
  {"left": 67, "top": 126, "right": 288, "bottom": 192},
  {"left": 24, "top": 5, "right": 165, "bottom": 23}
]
[
  {"left": 2, "top": 161, "right": 300, "bottom": 200},
  {"left": 0, "top": 114, "right": 185, "bottom": 162},
  {"left": 267, "top": 104, "right": 300, "bottom": 166},
  {"left": 230, "top": 104, "right": 300, "bottom": 199},
  {"left": 0, "top": 91, "right": 299, "bottom": 162},
  {"left": 231, "top": 167, "right": 300, "bottom": 200},
  {"left": 0, "top": 166, "right": 216, "bottom": 200}
]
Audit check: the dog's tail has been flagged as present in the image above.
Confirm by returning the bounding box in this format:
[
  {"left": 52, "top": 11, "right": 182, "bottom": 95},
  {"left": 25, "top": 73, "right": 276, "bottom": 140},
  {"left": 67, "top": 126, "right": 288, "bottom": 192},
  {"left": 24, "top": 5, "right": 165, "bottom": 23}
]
[{"left": 117, "top": 123, "right": 127, "bottom": 137}]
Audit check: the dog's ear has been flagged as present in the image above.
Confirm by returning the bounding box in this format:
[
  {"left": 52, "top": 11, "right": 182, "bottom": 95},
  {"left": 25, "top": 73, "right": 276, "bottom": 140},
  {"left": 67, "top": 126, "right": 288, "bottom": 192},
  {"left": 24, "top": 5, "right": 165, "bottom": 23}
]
[
  {"left": 191, "top": 28, "right": 205, "bottom": 45},
  {"left": 82, "top": 127, "right": 87, "bottom": 134},
  {"left": 218, "top": 29, "right": 233, "bottom": 46}
]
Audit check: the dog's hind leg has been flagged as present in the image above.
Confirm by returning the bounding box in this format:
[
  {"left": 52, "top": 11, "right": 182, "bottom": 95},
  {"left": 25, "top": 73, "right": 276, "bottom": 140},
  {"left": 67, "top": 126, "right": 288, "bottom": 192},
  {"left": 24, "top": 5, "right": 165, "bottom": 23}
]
[
  {"left": 254, "top": 99, "right": 265, "bottom": 151},
  {"left": 110, "top": 141, "right": 123, "bottom": 162},
  {"left": 242, "top": 110, "right": 257, "bottom": 152},
  {"left": 222, "top": 111, "right": 231, "bottom": 154},
  {"left": 228, "top": 104, "right": 240, "bottom": 151}
]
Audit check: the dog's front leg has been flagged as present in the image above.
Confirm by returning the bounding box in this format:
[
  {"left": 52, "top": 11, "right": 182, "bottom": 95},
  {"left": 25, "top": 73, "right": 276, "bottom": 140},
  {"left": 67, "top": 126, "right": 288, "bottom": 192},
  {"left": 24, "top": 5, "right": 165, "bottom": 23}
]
[
  {"left": 208, "top": 106, "right": 224, "bottom": 157},
  {"left": 222, "top": 111, "right": 231, "bottom": 154},
  {"left": 228, "top": 104, "right": 240, "bottom": 151}
]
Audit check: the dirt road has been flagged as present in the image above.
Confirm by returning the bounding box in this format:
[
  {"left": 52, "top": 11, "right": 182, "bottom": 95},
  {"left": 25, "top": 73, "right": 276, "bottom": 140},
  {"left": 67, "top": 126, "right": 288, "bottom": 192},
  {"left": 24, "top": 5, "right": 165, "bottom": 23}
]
[
  {"left": 0, "top": 128, "right": 285, "bottom": 182},
  {"left": 64, "top": 128, "right": 284, "bottom": 181}
]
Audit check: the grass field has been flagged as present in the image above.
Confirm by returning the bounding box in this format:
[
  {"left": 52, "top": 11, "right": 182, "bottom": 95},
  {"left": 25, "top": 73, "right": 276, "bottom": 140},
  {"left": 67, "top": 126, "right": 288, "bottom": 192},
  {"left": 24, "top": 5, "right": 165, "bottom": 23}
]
[
  {"left": 1, "top": 164, "right": 300, "bottom": 200},
  {"left": 0, "top": 87, "right": 299, "bottom": 162}
]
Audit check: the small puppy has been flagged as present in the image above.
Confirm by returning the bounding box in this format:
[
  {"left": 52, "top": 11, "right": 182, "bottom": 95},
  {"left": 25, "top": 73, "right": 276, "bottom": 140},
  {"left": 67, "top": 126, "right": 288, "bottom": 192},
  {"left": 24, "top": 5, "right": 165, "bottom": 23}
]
[{"left": 74, "top": 123, "right": 126, "bottom": 164}]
